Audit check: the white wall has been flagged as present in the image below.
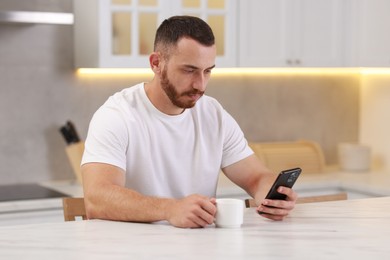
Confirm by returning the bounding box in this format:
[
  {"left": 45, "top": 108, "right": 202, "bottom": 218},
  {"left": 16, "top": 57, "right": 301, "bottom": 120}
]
[{"left": 360, "top": 75, "right": 390, "bottom": 171}]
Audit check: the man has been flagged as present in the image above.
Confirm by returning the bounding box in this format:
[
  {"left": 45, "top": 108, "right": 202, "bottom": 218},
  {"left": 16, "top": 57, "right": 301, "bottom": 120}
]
[{"left": 81, "top": 16, "right": 297, "bottom": 228}]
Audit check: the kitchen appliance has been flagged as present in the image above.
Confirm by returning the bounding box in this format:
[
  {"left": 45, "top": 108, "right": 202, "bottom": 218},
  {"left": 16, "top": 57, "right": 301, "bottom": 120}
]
[{"left": 0, "top": 183, "right": 68, "bottom": 202}]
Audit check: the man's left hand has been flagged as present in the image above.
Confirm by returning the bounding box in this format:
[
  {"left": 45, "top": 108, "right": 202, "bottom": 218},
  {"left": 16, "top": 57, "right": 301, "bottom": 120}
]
[{"left": 256, "top": 186, "right": 298, "bottom": 221}]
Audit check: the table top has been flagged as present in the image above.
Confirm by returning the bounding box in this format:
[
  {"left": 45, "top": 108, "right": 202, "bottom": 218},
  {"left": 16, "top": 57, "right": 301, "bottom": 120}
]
[{"left": 0, "top": 196, "right": 389, "bottom": 259}]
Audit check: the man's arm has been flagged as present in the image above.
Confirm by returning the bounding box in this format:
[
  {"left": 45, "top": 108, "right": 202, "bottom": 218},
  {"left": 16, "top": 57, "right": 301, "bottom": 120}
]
[
  {"left": 222, "top": 154, "right": 297, "bottom": 220},
  {"left": 81, "top": 162, "right": 216, "bottom": 228}
]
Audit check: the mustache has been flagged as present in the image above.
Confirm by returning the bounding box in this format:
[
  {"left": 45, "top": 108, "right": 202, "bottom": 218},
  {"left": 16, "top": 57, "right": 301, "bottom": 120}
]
[{"left": 182, "top": 90, "right": 204, "bottom": 96}]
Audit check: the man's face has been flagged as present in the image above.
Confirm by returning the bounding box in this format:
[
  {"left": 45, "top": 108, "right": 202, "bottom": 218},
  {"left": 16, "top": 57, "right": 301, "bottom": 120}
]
[
  {"left": 159, "top": 38, "right": 216, "bottom": 109},
  {"left": 160, "top": 66, "right": 203, "bottom": 109}
]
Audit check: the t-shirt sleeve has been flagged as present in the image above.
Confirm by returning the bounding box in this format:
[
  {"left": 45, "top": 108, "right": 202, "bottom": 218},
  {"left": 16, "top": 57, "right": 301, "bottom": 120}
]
[
  {"left": 81, "top": 105, "right": 128, "bottom": 171},
  {"left": 220, "top": 110, "right": 253, "bottom": 168}
]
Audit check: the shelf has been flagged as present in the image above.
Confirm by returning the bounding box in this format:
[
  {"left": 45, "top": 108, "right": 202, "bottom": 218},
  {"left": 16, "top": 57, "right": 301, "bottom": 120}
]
[{"left": 0, "top": 11, "right": 73, "bottom": 25}]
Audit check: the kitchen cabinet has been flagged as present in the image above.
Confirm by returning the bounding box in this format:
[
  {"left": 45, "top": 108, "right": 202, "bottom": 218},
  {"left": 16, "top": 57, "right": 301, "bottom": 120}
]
[
  {"left": 238, "top": 0, "right": 346, "bottom": 67},
  {"left": 74, "top": 0, "right": 237, "bottom": 68},
  {"left": 348, "top": 0, "right": 390, "bottom": 67}
]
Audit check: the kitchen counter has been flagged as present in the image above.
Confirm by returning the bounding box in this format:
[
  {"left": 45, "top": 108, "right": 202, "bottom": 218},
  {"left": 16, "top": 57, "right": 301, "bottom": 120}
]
[
  {"left": 29, "top": 169, "right": 390, "bottom": 200},
  {"left": 1, "top": 169, "right": 390, "bottom": 226},
  {"left": 0, "top": 181, "right": 83, "bottom": 214},
  {"left": 0, "top": 181, "right": 83, "bottom": 226},
  {"left": 217, "top": 169, "right": 390, "bottom": 199},
  {"left": 0, "top": 196, "right": 389, "bottom": 259}
]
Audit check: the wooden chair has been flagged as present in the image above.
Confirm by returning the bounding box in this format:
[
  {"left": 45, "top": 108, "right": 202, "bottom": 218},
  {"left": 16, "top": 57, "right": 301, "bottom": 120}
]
[
  {"left": 244, "top": 192, "right": 348, "bottom": 208},
  {"left": 249, "top": 140, "right": 326, "bottom": 174},
  {"left": 62, "top": 197, "right": 87, "bottom": 221}
]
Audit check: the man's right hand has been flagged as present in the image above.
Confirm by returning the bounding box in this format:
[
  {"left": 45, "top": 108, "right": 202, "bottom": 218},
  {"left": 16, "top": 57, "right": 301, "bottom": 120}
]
[
  {"left": 82, "top": 163, "right": 217, "bottom": 228},
  {"left": 165, "top": 194, "right": 217, "bottom": 228}
]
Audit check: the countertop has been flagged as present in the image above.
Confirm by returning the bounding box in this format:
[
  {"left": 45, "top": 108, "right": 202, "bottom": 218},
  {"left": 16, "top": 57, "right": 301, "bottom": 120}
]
[
  {"left": 217, "top": 168, "right": 390, "bottom": 199},
  {"left": 0, "top": 168, "right": 390, "bottom": 215},
  {"left": 2, "top": 169, "right": 390, "bottom": 215},
  {"left": 0, "top": 196, "right": 389, "bottom": 259}
]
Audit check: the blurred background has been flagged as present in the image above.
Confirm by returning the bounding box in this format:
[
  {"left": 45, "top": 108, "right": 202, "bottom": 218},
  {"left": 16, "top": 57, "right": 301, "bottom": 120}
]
[{"left": 0, "top": 0, "right": 389, "bottom": 185}]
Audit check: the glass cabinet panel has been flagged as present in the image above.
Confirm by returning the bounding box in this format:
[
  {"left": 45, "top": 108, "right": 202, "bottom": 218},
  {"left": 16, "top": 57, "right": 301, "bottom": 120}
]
[
  {"left": 139, "top": 0, "right": 157, "bottom": 6},
  {"left": 112, "top": 12, "right": 131, "bottom": 55},
  {"left": 182, "top": 0, "right": 201, "bottom": 8},
  {"left": 207, "top": 0, "right": 224, "bottom": 9},
  {"left": 139, "top": 13, "right": 158, "bottom": 54},
  {"left": 207, "top": 15, "right": 225, "bottom": 55},
  {"left": 112, "top": 0, "right": 131, "bottom": 5}
]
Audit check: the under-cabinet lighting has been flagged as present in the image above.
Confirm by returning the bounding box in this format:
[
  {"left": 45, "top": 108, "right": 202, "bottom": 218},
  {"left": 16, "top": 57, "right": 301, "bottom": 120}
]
[
  {"left": 77, "top": 68, "right": 361, "bottom": 76},
  {"left": 0, "top": 11, "right": 73, "bottom": 24},
  {"left": 77, "top": 68, "right": 152, "bottom": 75},
  {"left": 360, "top": 68, "right": 390, "bottom": 75},
  {"left": 211, "top": 68, "right": 360, "bottom": 76},
  {"left": 77, "top": 68, "right": 390, "bottom": 76}
]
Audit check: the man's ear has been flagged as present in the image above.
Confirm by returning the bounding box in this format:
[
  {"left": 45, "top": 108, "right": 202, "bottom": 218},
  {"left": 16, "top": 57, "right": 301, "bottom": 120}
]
[{"left": 149, "top": 52, "right": 162, "bottom": 74}]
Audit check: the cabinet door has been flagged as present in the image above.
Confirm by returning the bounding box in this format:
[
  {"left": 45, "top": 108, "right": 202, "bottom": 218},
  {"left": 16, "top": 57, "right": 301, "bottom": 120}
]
[
  {"left": 172, "top": 0, "right": 237, "bottom": 67},
  {"left": 100, "top": 0, "right": 170, "bottom": 67},
  {"left": 349, "top": 0, "right": 390, "bottom": 67},
  {"left": 293, "top": 0, "right": 345, "bottom": 67},
  {"left": 239, "top": 0, "right": 346, "bottom": 67},
  {"left": 74, "top": 0, "right": 237, "bottom": 68},
  {"left": 239, "top": 0, "right": 293, "bottom": 67}
]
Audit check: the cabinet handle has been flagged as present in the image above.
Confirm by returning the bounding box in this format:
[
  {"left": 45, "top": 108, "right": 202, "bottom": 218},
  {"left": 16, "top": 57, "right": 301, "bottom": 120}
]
[
  {"left": 287, "top": 59, "right": 293, "bottom": 65},
  {"left": 295, "top": 59, "right": 301, "bottom": 65}
]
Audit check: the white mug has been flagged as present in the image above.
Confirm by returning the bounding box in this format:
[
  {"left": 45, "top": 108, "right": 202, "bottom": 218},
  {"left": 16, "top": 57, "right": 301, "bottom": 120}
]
[{"left": 214, "top": 198, "right": 244, "bottom": 228}]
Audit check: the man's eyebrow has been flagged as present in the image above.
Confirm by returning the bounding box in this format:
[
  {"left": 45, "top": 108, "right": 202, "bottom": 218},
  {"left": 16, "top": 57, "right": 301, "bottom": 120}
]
[{"left": 182, "top": 64, "right": 216, "bottom": 70}]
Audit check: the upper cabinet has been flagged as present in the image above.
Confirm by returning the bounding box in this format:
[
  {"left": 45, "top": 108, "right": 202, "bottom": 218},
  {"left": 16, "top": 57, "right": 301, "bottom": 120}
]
[
  {"left": 238, "top": 0, "right": 346, "bottom": 67},
  {"left": 73, "top": 0, "right": 237, "bottom": 68},
  {"left": 348, "top": 0, "right": 390, "bottom": 67},
  {"left": 74, "top": 0, "right": 390, "bottom": 68}
]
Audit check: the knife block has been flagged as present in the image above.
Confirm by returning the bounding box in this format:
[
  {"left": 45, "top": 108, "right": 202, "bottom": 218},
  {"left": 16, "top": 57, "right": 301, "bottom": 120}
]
[{"left": 65, "top": 141, "right": 85, "bottom": 184}]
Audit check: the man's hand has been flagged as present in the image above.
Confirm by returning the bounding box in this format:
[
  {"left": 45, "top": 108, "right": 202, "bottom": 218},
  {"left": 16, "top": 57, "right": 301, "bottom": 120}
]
[
  {"left": 257, "top": 186, "right": 298, "bottom": 221},
  {"left": 166, "top": 194, "right": 217, "bottom": 228}
]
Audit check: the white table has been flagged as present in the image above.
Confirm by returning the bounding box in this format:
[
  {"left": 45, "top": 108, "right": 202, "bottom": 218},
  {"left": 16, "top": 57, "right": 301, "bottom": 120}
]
[{"left": 0, "top": 196, "right": 389, "bottom": 259}]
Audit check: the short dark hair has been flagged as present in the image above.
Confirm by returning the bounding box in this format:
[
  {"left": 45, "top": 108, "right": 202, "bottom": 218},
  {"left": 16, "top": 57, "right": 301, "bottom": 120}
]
[{"left": 154, "top": 15, "right": 215, "bottom": 55}]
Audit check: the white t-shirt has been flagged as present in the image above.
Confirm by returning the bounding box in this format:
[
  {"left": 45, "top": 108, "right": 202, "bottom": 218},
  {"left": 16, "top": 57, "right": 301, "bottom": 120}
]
[{"left": 82, "top": 83, "right": 253, "bottom": 198}]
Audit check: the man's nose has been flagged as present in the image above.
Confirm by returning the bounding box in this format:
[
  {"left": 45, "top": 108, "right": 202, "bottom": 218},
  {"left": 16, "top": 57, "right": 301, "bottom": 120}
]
[{"left": 193, "top": 74, "right": 207, "bottom": 92}]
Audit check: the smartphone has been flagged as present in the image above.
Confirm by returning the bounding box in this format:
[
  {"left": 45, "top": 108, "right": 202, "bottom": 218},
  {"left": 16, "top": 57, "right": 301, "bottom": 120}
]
[{"left": 258, "top": 167, "right": 301, "bottom": 214}]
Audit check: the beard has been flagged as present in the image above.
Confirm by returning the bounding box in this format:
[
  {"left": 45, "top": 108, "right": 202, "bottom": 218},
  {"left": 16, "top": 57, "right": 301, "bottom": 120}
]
[{"left": 160, "top": 68, "right": 204, "bottom": 109}]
